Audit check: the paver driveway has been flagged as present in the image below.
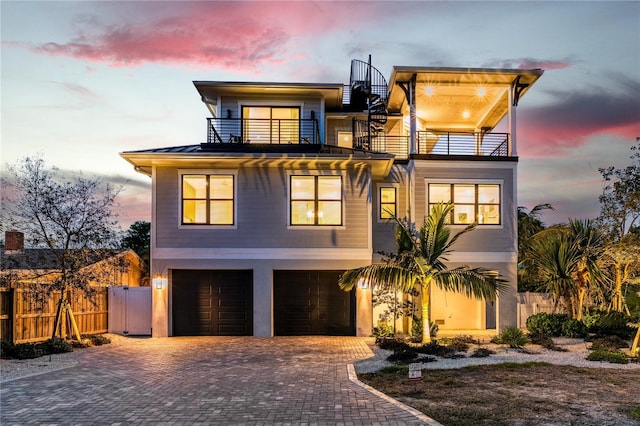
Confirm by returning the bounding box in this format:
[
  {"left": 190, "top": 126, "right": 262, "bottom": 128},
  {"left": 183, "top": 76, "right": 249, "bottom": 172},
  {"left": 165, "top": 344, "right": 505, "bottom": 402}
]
[{"left": 1, "top": 336, "right": 435, "bottom": 425}]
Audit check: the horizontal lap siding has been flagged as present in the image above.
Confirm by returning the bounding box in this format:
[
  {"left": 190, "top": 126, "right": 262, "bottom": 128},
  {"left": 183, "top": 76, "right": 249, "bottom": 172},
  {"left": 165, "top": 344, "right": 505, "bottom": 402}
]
[
  {"left": 414, "top": 164, "right": 516, "bottom": 253},
  {"left": 155, "top": 166, "right": 370, "bottom": 249}
]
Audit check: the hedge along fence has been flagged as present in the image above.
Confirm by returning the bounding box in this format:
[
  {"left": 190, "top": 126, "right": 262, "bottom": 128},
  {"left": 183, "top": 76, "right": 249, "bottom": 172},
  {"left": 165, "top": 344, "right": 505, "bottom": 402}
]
[{"left": 0, "top": 285, "right": 108, "bottom": 344}]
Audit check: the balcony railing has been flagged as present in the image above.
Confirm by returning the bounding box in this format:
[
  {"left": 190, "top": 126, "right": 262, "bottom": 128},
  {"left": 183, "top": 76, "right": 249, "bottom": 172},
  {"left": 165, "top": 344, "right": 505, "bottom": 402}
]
[
  {"left": 206, "top": 118, "right": 320, "bottom": 145},
  {"left": 417, "top": 131, "right": 510, "bottom": 156},
  {"left": 366, "top": 131, "right": 510, "bottom": 159}
]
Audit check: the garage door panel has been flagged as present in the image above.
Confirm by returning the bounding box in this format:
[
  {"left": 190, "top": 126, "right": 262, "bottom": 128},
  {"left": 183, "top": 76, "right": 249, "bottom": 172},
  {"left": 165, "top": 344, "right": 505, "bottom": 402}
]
[
  {"left": 172, "top": 270, "right": 253, "bottom": 336},
  {"left": 274, "top": 270, "right": 354, "bottom": 336}
]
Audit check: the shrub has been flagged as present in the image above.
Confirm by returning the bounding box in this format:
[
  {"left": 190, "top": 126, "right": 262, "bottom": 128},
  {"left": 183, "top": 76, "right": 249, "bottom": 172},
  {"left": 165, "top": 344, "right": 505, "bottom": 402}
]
[
  {"left": 378, "top": 338, "right": 410, "bottom": 352},
  {"left": 8, "top": 342, "right": 46, "bottom": 360},
  {"left": 561, "top": 318, "right": 588, "bottom": 338},
  {"left": 526, "top": 313, "right": 567, "bottom": 337},
  {"left": 84, "top": 334, "right": 111, "bottom": 346},
  {"left": 387, "top": 349, "right": 419, "bottom": 364},
  {"left": 416, "top": 341, "right": 454, "bottom": 357},
  {"left": 586, "top": 349, "right": 629, "bottom": 364},
  {"left": 373, "top": 321, "right": 394, "bottom": 341},
  {"left": 588, "top": 311, "right": 636, "bottom": 339},
  {"left": 492, "top": 326, "right": 530, "bottom": 348},
  {"left": 590, "top": 335, "right": 629, "bottom": 351},
  {"left": 43, "top": 337, "right": 73, "bottom": 354},
  {"left": 470, "top": 348, "right": 495, "bottom": 358},
  {"left": 528, "top": 332, "right": 567, "bottom": 352}
]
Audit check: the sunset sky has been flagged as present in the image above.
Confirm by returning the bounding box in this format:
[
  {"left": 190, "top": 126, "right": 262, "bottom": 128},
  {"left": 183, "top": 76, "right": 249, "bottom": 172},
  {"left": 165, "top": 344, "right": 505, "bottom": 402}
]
[{"left": 2, "top": 1, "right": 639, "bottom": 228}]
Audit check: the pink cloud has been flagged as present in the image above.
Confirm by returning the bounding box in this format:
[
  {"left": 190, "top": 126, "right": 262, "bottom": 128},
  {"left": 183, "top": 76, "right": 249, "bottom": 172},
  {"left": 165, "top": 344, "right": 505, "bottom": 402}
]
[
  {"left": 517, "top": 79, "right": 640, "bottom": 158},
  {"left": 15, "top": 2, "right": 383, "bottom": 72}
]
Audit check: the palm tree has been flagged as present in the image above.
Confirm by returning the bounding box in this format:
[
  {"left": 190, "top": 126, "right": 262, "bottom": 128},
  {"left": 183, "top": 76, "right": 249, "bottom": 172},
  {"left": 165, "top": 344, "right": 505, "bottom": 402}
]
[
  {"left": 517, "top": 203, "right": 554, "bottom": 292},
  {"left": 338, "top": 203, "right": 508, "bottom": 343},
  {"left": 527, "top": 219, "right": 605, "bottom": 319}
]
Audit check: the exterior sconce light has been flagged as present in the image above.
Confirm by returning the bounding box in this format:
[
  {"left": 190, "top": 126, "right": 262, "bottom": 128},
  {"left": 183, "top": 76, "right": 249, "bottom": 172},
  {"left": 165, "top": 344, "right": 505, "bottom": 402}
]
[
  {"left": 357, "top": 278, "right": 370, "bottom": 290},
  {"left": 153, "top": 275, "right": 167, "bottom": 290}
]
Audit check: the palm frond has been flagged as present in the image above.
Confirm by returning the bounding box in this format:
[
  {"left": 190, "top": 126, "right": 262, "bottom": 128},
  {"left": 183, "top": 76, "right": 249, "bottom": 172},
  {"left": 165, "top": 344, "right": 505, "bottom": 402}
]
[
  {"left": 338, "top": 263, "right": 422, "bottom": 293},
  {"left": 433, "top": 267, "right": 508, "bottom": 300}
]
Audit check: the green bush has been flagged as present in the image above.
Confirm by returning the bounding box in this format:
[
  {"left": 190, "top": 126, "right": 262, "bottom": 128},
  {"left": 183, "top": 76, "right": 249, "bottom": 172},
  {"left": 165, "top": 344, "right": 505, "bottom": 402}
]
[
  {"left": 470, "top": 348, "right": 495, "bottom": 358},
  {"left": 590, "top": 335, "right": 629, "bottom": 351},
  {"left": 416, "top": 341, "right": 454, "bottom": 357},
  {"left": 43, "top": 337, "right": 73, "bottom": 354},
  {"left": 386, "top": 349, "right": 419, "bottom": 364},
  {"left": 373, "top": 321, "right": 395, "bottom": 341},
  {"left": 561, "top": 318, "right": 588, "bottom": 338},
  {"left": 528, "top": 332, "right": 567, "bottom": 352},
  {"left": 378, "top": 338, "right": 410, "bottom": 352},
  {"left": 84, "top": 334, "right": 111, "bottom": 346},
  {"left": 492, "top": 326, "right": 530, "bottom": 348},
  {"left": 7, "top": 342, "right": 46, "bottom": 360},
  {"left": 526, "top": 313, "right": 567, "bottom": 337},
  {"left": 586, "top": 349, "right": 629, "bottom": 364},
  {"left": 588, "top": 311, "right": 636, "bottom": 339}
]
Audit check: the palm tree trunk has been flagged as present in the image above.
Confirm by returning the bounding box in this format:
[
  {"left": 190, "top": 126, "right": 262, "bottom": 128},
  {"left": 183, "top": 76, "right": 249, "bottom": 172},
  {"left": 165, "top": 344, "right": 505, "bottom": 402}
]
[
  {"left": 421, "top": 284, "right": 431, "bottom": 343},
  {"left": 631, "top": 326, "right": 640, "bottom": 357}
]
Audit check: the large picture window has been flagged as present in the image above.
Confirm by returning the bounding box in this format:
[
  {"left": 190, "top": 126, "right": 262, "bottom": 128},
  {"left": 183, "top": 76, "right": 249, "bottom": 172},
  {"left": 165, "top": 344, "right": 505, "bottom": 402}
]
[
  {"left": 242, "top": 106, "right": 300, "bottom": 144},
  {"left": 182, "top": 174, "right": 234, "bottom": 225},
  {"left": 428, "top": 183, "right": 500, "bottom": 225},
  {"left": 290, "top": 176, "right": 342, "bottom": 225}
]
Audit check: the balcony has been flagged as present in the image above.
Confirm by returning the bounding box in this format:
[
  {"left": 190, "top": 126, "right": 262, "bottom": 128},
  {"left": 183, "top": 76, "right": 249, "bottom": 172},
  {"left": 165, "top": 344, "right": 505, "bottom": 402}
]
[
  {"left": 205, "top": 118, "right": 320, "bottom": 145},
  {"left": 368, "top": 131, "right": 510, "bottom": 159}
]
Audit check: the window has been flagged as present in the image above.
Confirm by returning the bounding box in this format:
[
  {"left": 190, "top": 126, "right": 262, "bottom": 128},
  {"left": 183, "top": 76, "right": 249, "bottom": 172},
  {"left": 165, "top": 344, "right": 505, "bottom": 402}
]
[
  {"left": 337, "top": 131, "right": 353, "bottom": 148},
  {"left": 379, "top": 187, "right": 397, "bottom": 220},
  {"left": 428, "top": 183, "right": 500, "bottom": 225},
  {"left": 182, "top": 174, "right": 234, "bottom": 225},
  {"left": 242, "top": 106, "right": 300, "bottom": 143},
  {"left": 290, "top": 176, "right": 342, "bottom": 225}
]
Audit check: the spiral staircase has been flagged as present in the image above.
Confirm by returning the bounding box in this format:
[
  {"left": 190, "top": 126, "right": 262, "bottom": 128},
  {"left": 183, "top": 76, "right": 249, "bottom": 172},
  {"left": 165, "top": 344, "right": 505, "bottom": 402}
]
[{"left": 349, "top": 56, "right": 389, "bottom": 151}]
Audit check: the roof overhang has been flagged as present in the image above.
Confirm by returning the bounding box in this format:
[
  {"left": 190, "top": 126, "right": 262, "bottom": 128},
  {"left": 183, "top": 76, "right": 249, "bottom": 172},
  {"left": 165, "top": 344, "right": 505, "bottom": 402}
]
[
  {"left": 194, "top": 81, "right": 345, "bottom": 115},
  {"left": 120, "top": 151, "right": 395, "bottom": 179},
  {"left": 388, "top": 67, "right": 543, "bottom": 131}
]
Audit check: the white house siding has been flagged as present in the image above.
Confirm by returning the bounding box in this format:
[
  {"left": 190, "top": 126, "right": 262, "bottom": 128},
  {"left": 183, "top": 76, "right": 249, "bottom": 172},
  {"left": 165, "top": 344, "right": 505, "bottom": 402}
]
[
  {"left": 154, "top": 165, "right": 370, "bottom": 249},
  {"left": 151, "top": 162, "right": 376, "bottom": 338}
]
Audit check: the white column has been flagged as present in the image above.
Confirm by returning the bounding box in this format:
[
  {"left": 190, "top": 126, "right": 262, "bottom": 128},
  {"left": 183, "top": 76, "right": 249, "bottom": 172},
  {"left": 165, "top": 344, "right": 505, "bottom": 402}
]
[{"left": 508, "top": 87, "right": 517, "bottom": 156}]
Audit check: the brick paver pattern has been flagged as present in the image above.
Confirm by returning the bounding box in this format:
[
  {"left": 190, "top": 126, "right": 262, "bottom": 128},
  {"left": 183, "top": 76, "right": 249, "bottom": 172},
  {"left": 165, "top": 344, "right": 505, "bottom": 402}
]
[{"left": 1, "top": 336, "right": 428, "bottom": 425}]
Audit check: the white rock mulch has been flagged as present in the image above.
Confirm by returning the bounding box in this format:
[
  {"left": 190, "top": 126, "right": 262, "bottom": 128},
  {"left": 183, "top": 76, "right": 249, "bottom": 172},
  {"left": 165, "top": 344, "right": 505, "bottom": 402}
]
[{"left": 354, "top": 337, "right": 640, "bottom": 374}]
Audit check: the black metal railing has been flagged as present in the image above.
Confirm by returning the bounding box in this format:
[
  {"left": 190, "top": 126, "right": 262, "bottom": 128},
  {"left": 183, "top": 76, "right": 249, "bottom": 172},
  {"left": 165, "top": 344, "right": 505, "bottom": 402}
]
[
  {"left": 417, "top": 131, "right": 510, "bottom": 157},
  {"left": 359, "top": 131, "right": 510, "bottom": 159},
  {"left": 206, "top": 118, "right": 320, "bottom": 145}
]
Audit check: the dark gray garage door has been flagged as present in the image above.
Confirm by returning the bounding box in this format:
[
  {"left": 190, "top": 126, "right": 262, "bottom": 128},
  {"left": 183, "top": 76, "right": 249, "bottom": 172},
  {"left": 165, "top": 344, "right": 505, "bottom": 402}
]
[
  {"left": 172, "top": 270, "right": 253, "bottom": 336},
  {"left": 274, "top": 270, "right": 355, "bottom": 336}
]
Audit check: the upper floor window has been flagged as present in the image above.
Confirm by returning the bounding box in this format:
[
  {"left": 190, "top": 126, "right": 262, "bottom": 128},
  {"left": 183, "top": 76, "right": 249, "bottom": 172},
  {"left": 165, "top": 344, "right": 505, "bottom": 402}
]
[
  {"left": 379, "top": 187, "right": 397, "bottom": 220},
  {"left": 242, "top": 106, "right": 300, "bottom": 144},
  {"left": 182, "top": 174, "right": 234, "bottom": 225},
  {"left": 290, "top": 176, "right": 342, "bottom": 226},
  {"left": 428, "top": 183, "right": 500, "bottom": 225}
]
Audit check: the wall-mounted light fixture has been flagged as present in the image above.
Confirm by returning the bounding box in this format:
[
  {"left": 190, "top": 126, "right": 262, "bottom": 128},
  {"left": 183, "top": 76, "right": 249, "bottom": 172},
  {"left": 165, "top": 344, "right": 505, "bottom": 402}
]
[
  {"left": 152, "top": 275, "right": 168, "bottom": 290},
  {"left": 357, "top": 278, "right": 370, "bottom": 290}
]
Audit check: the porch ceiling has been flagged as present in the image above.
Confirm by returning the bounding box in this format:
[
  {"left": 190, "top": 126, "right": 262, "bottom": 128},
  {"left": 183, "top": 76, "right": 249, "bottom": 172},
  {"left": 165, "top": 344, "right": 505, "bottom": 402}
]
[
  {"left": 194, "top": 81, "right": 345, "bottom": 112},
  {"left": 387, "top": 67, "right": 543, "bottom": 131}
]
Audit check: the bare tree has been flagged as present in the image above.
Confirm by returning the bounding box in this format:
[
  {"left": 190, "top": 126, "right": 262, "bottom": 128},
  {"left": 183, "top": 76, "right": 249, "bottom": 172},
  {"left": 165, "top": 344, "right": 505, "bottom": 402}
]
[{"left": 1, "top": 156, "right": 121, "bottom": 339}]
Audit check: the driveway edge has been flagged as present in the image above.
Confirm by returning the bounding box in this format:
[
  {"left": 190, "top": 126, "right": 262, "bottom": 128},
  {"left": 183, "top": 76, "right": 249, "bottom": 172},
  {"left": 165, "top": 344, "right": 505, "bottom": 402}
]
[{"left": 346, "top": 364, "right": 442, "bottom": 426}]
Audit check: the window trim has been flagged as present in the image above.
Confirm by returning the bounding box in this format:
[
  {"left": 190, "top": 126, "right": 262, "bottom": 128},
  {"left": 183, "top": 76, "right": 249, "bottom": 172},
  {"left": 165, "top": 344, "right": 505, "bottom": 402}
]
[
  {"left": 425, "top": 179, "right": 503, "bottom": 228},
  {"left": 376, "top": 184, "right": 399, "bottom": 223},
  {"left": 287, "top": 171, "right": 346, "bottom": 229},
  {"left": 178, "top": 169, "right": 238, "bottom": 229}
]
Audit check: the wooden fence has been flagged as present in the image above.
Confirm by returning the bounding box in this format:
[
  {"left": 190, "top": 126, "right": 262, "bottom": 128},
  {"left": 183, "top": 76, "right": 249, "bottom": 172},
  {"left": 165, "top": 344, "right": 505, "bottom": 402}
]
[{"left": 0, "top": 286, "right": 108, "bottom": 344}]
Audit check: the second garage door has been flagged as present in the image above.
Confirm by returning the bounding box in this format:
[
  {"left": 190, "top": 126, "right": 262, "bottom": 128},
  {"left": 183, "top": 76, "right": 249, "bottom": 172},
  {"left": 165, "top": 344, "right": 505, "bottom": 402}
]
[
  {"left": 172, "top": 269, "right": 253, "bottom": 336},
  {"left": 274, "top": 270, "right": 355, "bottom": 336}
]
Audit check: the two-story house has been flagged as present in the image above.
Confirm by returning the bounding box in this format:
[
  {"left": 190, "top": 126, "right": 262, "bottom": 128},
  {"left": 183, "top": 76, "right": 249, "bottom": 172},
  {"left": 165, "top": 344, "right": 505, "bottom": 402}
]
[{"left": 121, "top": 57, "right": 542, "bottom": 338}]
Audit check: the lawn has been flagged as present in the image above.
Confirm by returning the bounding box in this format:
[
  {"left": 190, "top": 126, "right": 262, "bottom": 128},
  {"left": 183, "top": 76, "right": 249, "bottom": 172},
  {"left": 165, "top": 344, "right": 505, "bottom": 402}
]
[{"left": 359, "top": 362, "right": 640, "bottom": 425}]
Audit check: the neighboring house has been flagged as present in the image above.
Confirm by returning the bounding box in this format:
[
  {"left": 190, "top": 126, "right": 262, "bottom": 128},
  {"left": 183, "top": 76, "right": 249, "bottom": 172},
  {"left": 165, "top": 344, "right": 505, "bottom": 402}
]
[
  {"left": 0, "top": 230, "right": 147, "bottom": 343},
  {"left": 0, "top": 231, "right": 146, "bottom": 288},
  {"left": 121, "top": 57, "right": 542, "bottom": 338}
]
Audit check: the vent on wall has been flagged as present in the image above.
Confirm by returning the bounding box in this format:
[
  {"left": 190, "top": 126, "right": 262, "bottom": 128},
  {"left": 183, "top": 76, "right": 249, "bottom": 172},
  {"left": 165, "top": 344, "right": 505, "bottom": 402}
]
[{"left": 435, "top": 319, "right": 445, "bottom": 325}]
